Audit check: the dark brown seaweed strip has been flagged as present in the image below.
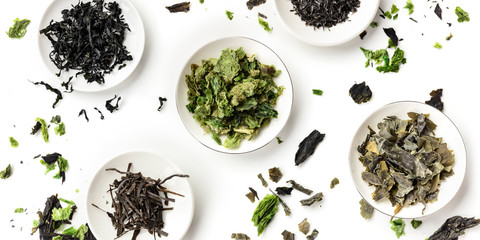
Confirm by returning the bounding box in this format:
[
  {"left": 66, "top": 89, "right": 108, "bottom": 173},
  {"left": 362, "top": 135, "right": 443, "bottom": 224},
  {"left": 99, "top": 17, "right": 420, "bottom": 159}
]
[
  {"left": 166, "top": 2, "right": 190, "bottom": 13},
  {"left": 295, "top": 130, "right": 325, "bottom": 166}
]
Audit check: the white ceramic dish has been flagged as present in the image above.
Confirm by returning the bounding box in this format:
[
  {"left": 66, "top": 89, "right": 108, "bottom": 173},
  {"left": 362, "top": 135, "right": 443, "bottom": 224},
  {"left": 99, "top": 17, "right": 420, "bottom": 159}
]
[
  {"left": 175, "top": 36, "right": 294, "bottom": 154},
  {"left": 274, "top": 0, "right": 380, "bottom": 46},
  {"left": 86, "top": 151, "right": 194, "bottom": 239},
  {"left": 38, "top": 0, "right": 145, "bottom": 92},
  {"left": 349, "top": 101, "right": 466, "bottom": 218}
]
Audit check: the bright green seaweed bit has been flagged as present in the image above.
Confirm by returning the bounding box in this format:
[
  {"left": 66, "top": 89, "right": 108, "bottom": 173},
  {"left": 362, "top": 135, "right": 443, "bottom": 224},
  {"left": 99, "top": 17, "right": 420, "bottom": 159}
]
[
  {"left": 6, "top": 18, "right": 30, "bottom": 39},
  {"left": 258, "top": 17, "right": 272, "bottom": 32},
  {"left": 411, "top": 219, "right": 422, "bottom": 229},
  {"left": 404, "top": 0, "right": 414, "bottom": 15},
  {"left": 455, "top": 7, "right": 470, "bottom": 23},
  {"left": 226, "top": 10, "right": 234, "bottom": 20},
  {"left": 252, "top": 194, "right": 279, "bottom": 236},
  {"left": 370, "top": 22, "right": 378, "bottom": 28},
  {"left": 62, "top": 224, "right": 88, "bottom": 240},
  {"left": 312, "top": 89, "right": 323, "bottom": 96},
  {"left": 9, "top": 137, "right": 19, "bottom": 148},
  {"left": 199, "top": 0, "right": 204, "bottom": 3},
  {"left": 35, "top": 117, "right": 49, "bottom": 142},
  {"left": 14, "top": 208, "right": 24, "bottom": 213},
  {"left": 51, "top": 204, "right": 72, "bottom": 221},
  {"left": 391, "top": 4, "right": 399, "bottom": 14},
  {"left": 223, "top": 132, "right": 245, "bottom": 149},
  {"left": 390, "top": 218, "right": 406, "bottom": 238},
  {"left": 54, "top": 122, "right": 66, "bottom": 136},
  {"left": 433, "top": 42, "right": 443, "bottom": 49},
  {"left": 0, "top": 164, "right": 12, "bottom": 179},
  {"left": 53, "top": 156, "right": 69, "bottom": 179}
]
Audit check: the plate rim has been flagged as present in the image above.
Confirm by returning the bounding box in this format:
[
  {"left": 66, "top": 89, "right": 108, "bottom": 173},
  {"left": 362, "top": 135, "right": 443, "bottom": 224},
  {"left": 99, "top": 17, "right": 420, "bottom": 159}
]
[
  {"left": 174, "top": 35, "right": 294, "bottom": 154},
  {"left": 37, "top": 0, "right": 146, "bottom": 92},
  {"left": 348, "top": 100, "right": 467, "bottom": 219},
  {"left": 85, "top": 149, "right": 195, "bottom": 239}
]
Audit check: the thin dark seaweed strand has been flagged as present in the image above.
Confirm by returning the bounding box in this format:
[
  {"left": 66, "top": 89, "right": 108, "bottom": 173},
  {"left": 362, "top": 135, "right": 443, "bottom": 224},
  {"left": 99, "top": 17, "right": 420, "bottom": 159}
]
[
  {"left": 158, "top": 97, "right": 167, "bottom": 111},
  {"left": 30, "top": 81, "right": 63, "bottom": 108},
  {"left": 78, "top": 109, "right": 89, "bottom": 122},
  {"left": 39, "top": 0, "right": 132, "bottom": 84},
  {"left": 94, "top": 107, "right": 104, "bottom": 120},
  {"left": 106, "top": 95, "right": 121, "bottom": 113},
  {"left": 290, "top": 0, "right": 361, "bottom": 29}
]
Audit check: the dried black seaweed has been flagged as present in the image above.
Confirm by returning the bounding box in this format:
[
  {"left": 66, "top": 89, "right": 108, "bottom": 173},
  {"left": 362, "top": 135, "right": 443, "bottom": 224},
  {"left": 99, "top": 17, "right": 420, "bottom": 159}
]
[
  {"left": 105, "top": 95, "right": 121, "bottom": 113},
  {"left": 290, "top": 0, "right": 360, "bottom": 29},
  {"left": 349, "top": 81, "right": 372, "bottom": 104},
  {"left": 30, "top": 81, "right": 63, "bottom": 108},
  {"left": 434, "top": 4, "right": 442, "bottom": 20},
  {"left": 300, "top": 192, "right": 323, "bottom": 206},
  {"left": 31, "top": 121, "right": 42, "bottom": 135},
  {"left": 158, "top": 97, "right": 167, "bottom": 111},
  {"left": 287, "top": 180, "right": 313, "bottom": 195},
  {"left": 247, "top": 0, "right": 266, "bottom": 10},
  {"left": 258, "top": 173, "right": 268, "bottom": 187},
  {"left": 428, "top": 216, "right": 480, "bottom": 240},
  {"left": 61, "top": 77, "right": 74, "bottom": 93},
  {"left": 258, "top": 12, "right": 267, "bottom": 19},
  {"left": 359, "top": 30, "right": 367, "bottom": 40},
  {"left": 99, "top": 163, "right": 189, "bottom": 239},
  {"left": 39, "top": 0, "right": 132, "bottom": 84},
  {"left": 307, "top": 229, "right": 319, "bottom": 240},
  {"left": 384, "top": 28, "right": 399, "bottom": 47},
  {"left": 425, "top": 89, "right": 444, "bottom": 111},
  {"left": 281, "top": 230, "right": 295, "bottom": 240},
  {"left": 275, "top": 187, "right": 293, "bottom": 196},
  {"left": 42, "top": 153, "right": 62, "bottom": 165},
  {"left": 295, "top": 130, "right": 325, "bottom": 166},
  {"left": 231, "top": 233, "right": 250, "bottom": 240},
  {"left": 94, "top": 107, "right": 104, "bottom": 120},
  {"left": 298, "top": 218, "right": 310, "bottom": 235},
  {"left": 78, "top": 109, "right": 89, "bottom": 122},
  {"left": 166, "top": 2, "right": 190, "bottom": 13},
  {"left": 269, "top": 167, "right": 283, "bottom": 182}
]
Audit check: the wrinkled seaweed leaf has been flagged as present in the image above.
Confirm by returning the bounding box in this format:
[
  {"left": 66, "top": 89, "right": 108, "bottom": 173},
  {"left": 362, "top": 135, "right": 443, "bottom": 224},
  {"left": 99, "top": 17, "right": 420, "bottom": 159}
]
[
  {"left": 425, "top": 89, "right": 444, "bottom": 111},
  {"left": 287, "top": 180, "right": 313, "bottom": 195},
  {"left": 300, "top": 192, "right": 323, "bottom": 206},
  {"left": 349, "top": 81, "right": 372, "bottom": 104},
  {"left": 166, "top": 2, "right": 190, "bottom": 13},
  {"left": 6, "top": 18, "right": 30, "bottom": 39},
  {"left": 0, "top": 164, "right": 12, "bottom": 179},
  {"left": 295, "top": 130, "right": 325, "bottom": 166},
  {"left": 390, "top": 218, "right": 405, "bottom": 238},
  {"left": 427, "top": 216, "right": 480, "bottom": 240},
  {"left": 384, "top": 28, "right": 399, "bottom": 47},
  {"left": 298, "top": 218, "right": 310, "bottom": 235},
  {"left": 252, "top": 194, "right": 279, "bottom": 236},
  {"left": 307, "top": 229, "right": 319, "bottom": 240},
  {"left": 105, "top": 95, "right": 121, "bottom": 113}
]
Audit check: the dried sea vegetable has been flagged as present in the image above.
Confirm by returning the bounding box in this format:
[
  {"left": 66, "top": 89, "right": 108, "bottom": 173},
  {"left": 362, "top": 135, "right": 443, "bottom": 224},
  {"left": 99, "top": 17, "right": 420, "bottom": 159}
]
[
  {"left": 287, "top": 180, "right": 313, "bottom": 195},
  {"left": 455, "top": 7, "right": 470, "bottom": 23},
  {"left": 434, "top": 4, "right": 442, "bottom": 20},
  {"left": 357, "top": 113, "right": 455, "bottom": 213},
  {"left": 258, "top": 173, "right": 268, "bottom": 187},
  {"left": 427, "top": 216, "right": 480, "bottom": 240},
  {"left": 269, "top": 167, "right": 283, "bottom": 183},
  {"left": 290, "top": 0, "right": 360, "bottom": 29},
  {"left": 166, "top": 2, "right": 191, "bottom": 13},
  {"left": 105, "top": 95, "right": 121, "bottom": 113},
  {"left": 275, "top": 187, "right": 293, "bottom": 196},
  {"left": 185, "top": 47, "right": 283, "bottom": 149},
  {"left": 300, "top": 192, "right": 323, "bottom": 206},
  {"left": 359, "top": 198, "right": 374, "bottom": 219},
  {"left": 425, "top": 89, "right": 444, "bottom": 111},
  {"left": 298, "top": 218, "right": 310, "bottom": 235},
  {"left": 158, "top": 97, "right": 167, "bottom": 111},
  {"left": 247, "top": 0, "right": 266, "bottom": 10},
  {"left": 9, "top": 137, "right": 19, "bottom": 148},
  {"left": 390, "top": 218, "right": 406, "bottom": 238},
  {"left": 330, "top": 177, "right": 339, "bottom": 189},
  {"left": 252, "top": 194, "right": 279, "bottom": 236},
  {"left": 40, "top": 153, "right": 69, "bottom": 183},
  {"left": 349, "top": 82, "right": 372, "bottom": 104},
  {"left": 307, "top": 229, "right": 319, "bottom": 240},
  {"left": 360, "top": 47, "right": 407, "bottom": 73},
  {"left": 258, "top": 17, "right": 272, "bottom": 32},
  {"left": 30, "top": 81, "right": 63, "bottom": 108},
  {"left": 269, "top": 189, "right": 291, "bottom": 216},
  {"left": 246, "top": 187, "right": 259, "bottom": 203},
  {"left": 295, "top": 130, "right": 325, "bottom": 166},
  {"left": 0, "top": 164, "right": 12, "bottom": 179},
  {"left": 6, "top": 18, "right": 30, "bottom": 38},
  {"left": 231, "top": 233, "right": 250, "bottom": 240},
  {"left": 411, "top": 219, "right": 422, "bottom": 229},
  {"left": 384, "top": 28, "right": 399, "bottom": 47},
  {"left": 281, "top": 230, "right": 295, "bottom": 240}
]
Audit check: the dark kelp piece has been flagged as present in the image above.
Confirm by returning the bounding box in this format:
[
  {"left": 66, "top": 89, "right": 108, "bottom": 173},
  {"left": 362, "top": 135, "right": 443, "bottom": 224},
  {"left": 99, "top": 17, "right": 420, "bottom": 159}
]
[
  {"left": 425, "top": 89, "right": 444, "bottom": 111},
  {"left": 384, "top": 28, "right": 399, "bottom": 47},
  {"left": 105, "top": 95, "right": 121, "bottom": 113},
  {"left": 39, "top": 0, "right": 132, "bottom": 84},
  {"left": 434, "top": 4, "right": 442, "bottom": 20},
  {"left": 247, "top": 0, "right": 266, "bottom": 10},
  {"left": 295, "top": 130, "right": 325, "bottom": 166},
  {"left": 300, "top": 192, "right": 323, "bottom": 206},
  {"left": 166, "top": 2, "right": 191, "bottom": 13},
  {"left": 78, "top": 109, "right": 89, "bottom": 122},
  {"left": 281, "top": 230, "right": 295, "bottom": 240},
  {"left": 359, "top": 30, "right": 367, "bottom": 40},
  {"left": 31, "top": 121, "right": 42, "bottom": 135},
  {"left": 0, "top": 164, "right": 12, "bottom": 179},
  {"left": 428, "top": 216, "right": 480, "bottom": 240},
  {"left": 158, "top": 97, "right": 167, "bottom": 111},
  {"left": 231, "top": 233, "right": 250, "bottom": 240},
  {"left": 290, "top": 0, "right": 360, "bottom": 29},
  {"left": 258, "top": 173, "right": 268, "bottom": 187},
  {"left": 41, "top": 153, "right": 62, "bottom": 164},
  {"left": 287, "top": 180, "right": 313, "bottom": 195},
  {"left": 307, "top": 229, "right": 319, "bottom": 240},
  {"left": 298, "top": 218, "right": 310, "bottom": 235},
  {"left": 359, "top": 198, "right": 374, "bottom": 219},
  {"left": 275, "top": 187, "right": 293, "bottom": 196},
  {"left": 269, "top": 167, "right": 283, "bottom": 182},
  {"left": 349, "top": 81, "right": 372, "bottom": 104},
  {"left": 30, "top": 81, "right": 63, "bottom": 108}
]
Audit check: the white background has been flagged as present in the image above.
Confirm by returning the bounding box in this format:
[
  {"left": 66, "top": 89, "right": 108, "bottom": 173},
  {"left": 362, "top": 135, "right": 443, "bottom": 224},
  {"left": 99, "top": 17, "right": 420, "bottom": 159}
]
[{"left": 1, "top": 0, "right": 479, "bottom": 239}]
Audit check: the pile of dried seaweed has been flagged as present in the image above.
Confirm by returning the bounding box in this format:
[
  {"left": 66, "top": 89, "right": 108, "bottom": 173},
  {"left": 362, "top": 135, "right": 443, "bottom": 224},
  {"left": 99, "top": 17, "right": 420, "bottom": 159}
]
[
  {"left": 39, "top": 0, "right": 132, "bottom": 84},
  {"left": 290, "top": 0, "right": 361, "bottom": 29},
  {"left": 357, "top": 112, "right": 455, "bottom": 212},
  {"left": 99, "top": 163, "right": 189, "bottom": 240}
]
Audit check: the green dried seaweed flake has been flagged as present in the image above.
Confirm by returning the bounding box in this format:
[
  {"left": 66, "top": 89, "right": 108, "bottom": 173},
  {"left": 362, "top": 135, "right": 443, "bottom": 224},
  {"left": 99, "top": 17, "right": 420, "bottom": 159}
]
[
  {"left": 404, "top": 0, "right": 414, "bottom": 15},
  {"left": 9, "top": 137, "right": 19, "bottom": 148},
  {"left": 330, "top": 177, "right": 339, "bottom": 189},
  {"left": 54, "top": 122, "right": 66, "bottom": 136},
  {"left": 434, "top": 42, "right": 443, "bottom": 49},
  {"left": 391, "top": 4, "right": 399, "bottom": 14},
  {"left": 6, "top": 18, "right": 30, "bottom": 38},
  {"left": 35, "top": 118, "right": 49, "bottom": 142},
  {"left": 312, "top": 89, "right": 323, "bottom": 96},
  {"left": 252, "top": 194, "right": 279, "bottom": 236},
  {"left": 52, "top": 204, "right": 72, "bottom": 221},
  {"left": 391, "top": 218, "right": 406, "bottom": 238},
  {"left": 226, "top": 10, "right": 234, "bottom": 20},
  {"left": 455, "top": 7, "right": 470, "bottom": 23},
  {"left": 0, "top": 164, "right": 12, "bottom": 179},
  {"left": 258, "top": 17, "right": 272, "bottom": 32},
  {"left": 411, "top": 219, "right": 422, "bottom": 229},
  {"left": 14, "top": 208, "right": 24, "bottom": 213}
]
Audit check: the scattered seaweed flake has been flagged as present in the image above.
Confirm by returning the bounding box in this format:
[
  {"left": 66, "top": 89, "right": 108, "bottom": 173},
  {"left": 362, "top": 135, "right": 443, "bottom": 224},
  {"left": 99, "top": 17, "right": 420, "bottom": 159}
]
[
  {"left": 100, "top": 164, "right": 189, "bottom": 239},
  {"left": 359, "top": 198, "right": 374, "bottom": 219},
  {"left": 349, "top": 81, "right": 372, "bottom": 104},
  {"left": 246, "top": 187, "right": 259, "bottom": 202},
  {"left": 312, "top": 89, "right": 323, "bottom": 96},
  {"left": 39, "top": 0, "right": 133, "bottom": 84},
  {"left": 252, "top": 194, "right": 279, "bottom": 236},
  {"left": 31, "top": 121, "right": 42, "bottom": 135},
  {"left": 61, "top": 77, "right": 74, "bottom": 93},
  {"left": 105, "top": 95, "right": 121, "bottom": 113},
  {"left": 78, "top": 109, "right": 89, "bottom": 122},
  {"left": 330, "top": 177, "right": 339, "bottom": 189},
  {"left": 359, "top": 30, "right": 367, "bottom": 40},
  {"left": 295, "top": 130, "right": 325, "bottom": 166},
  {"left": 231, "top": 233, "right": 250, "bottom": 240},
  {"left": 249, "top": 187, "right": 259, "bottom": 200},
  {"left": 307, "top": 229, "right": 319, "bottom": 240},
  {"left": 281, "top": 230, "right": 295, "bottom": 240},
  {"left": 409, "top": 17, "right": 418, "bottom": 23},
  {"left": 370, "top": 22, "right": 378, "bottom": 28},
  {"left": 258, "top": 17, "right": 272, "bottom": 32},
  {"left": 411, "top": 219, "right": 422, "bottom": 229},
  {"left": 428, "top": 216, "right": 480, "bottom": 240},
  {"left": 258, "top": 173, "right": 268, "bottom": 187},
  {"left": 158, "top": 97, "right": 167, "bottom": 111},
  {"left": 94, "top": 107, "right": 104, "bottom": 120},
  {"left": 390, "top": 218, "right": 406, "bottom": 238},
  {"left": 258, "top": 12, "right": 267, "bottom": 19},
  {"left": 247, "top": 0, "right": 266, "bottom": 10},
  {"left": 455, "top": 7, "right": 470, "bottom": 23},
  {"left": 425, "top": 89, "right": 444, "bottom": 111},
  {"left": 269, "top": 189, "right": 291, "bottom": 216},
  {"left": 434, "top": 4, "right": 442, "bottom": 20},
  {"left": 166, "top": 2, "right": 191, "bottom": 13},
  {"left": 275, "top": 187, "right": 293, "bottom": 196},
  {"left": 298, "top": 218, "right": 310, "bottom": 235},
  {"left": 276, "top": 137, "right": 283, "bottom": 144},
  {"left": 268, "top": 167, "right": 283, "bottom": 183},
  {"left": 0, "top": 164, "right": 12, "bottom": 179},
  {"left": 6, "top": 18, "right": 31, "bottom": 39},
  {"left": 30, "top": 81, "right": 63, "bottom": 108},
  {"left": 287, "top": 180, "right": 313, "bottom": 195},
  {"left": 290, "top": 0, "right": 360, "bottom": 29},
  {"left": 300, "top": 192, "right": 323, "bottom": 206},
  {"left": 384, "top": 28, "right": 399, "bottom": 47}
]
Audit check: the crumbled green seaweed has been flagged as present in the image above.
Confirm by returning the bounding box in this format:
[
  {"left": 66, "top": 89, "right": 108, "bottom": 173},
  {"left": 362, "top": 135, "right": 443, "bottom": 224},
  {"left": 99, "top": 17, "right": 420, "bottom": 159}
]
[
  {"left": 391, "top": 218, "right": 406, "bottom": 238},
  {"left": 427, "top": 216, "right": 480, "bottom": 240},
  {"left": 258, "top": 17, "right": 272, "bottom": 32},
  {"left": 0, "top": 164, "right": 12, "bottom": 179},
  {"left": 252, "top": 194, "right": 279, "bottom": 236},
  {"left": 269, "top": 167, "right": 283, "bottom": 183},
  {"left": 9, "top": 137, "right": 19, "bottom": 148},
  {"left": 226, "top": 10, "right": 234, "bottom": 20},
  {"left": 404, "top": 0, "right": 414, "bottom": 15},
  {"left": 231, "top": 233, "right": 250, "bottom": 240},
  {"left": 455, "top": 7, "right": 469, "bottom": 23},
  {"left": 6, "top": 18, "right": 30, "bottom": 39},
  {"left": 312, "top": 89, "right": 323, "bottom": 96},
  {"left": 434, "top": 42, "right": 443, "bottom": 49},
  {"left": 411, "top": 219, "right": 422, "bottom": 229}
]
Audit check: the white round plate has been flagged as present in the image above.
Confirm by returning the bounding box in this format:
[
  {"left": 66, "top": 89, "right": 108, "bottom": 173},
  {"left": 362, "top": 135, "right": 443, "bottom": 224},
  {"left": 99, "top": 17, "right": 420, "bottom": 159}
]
[
  {"left": 274, "top": 0, "right": 380, "bottom": 46},
  {"left": 349, "top": 101, "right": 466, "bottom": 219},
  {"left": 86, "top": 151, "right": 194, "bottom": 239},
  {"left": 38, "top": 0, "right": 145, "bottom": 92},
  {"left": 175, "top": 36, "right": 294, "bottom": 154}
]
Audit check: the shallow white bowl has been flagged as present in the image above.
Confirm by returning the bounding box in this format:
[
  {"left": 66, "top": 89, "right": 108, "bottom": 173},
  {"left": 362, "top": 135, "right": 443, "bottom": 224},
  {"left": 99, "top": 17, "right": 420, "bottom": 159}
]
[
  {"left": 274, "top": 0, "right": 380, "bottom": 46},
  {"left": 38, "top": 0, "right": 145, "bottom": 92},
  {"left": 86, "top": 151, "right": 194, "bottom": 239},
  {"left": 349, "top": 101, "right": 466, "bottom": 218},
  {"left": 176, "top": 36, "right": 294, "bottom": 154}
]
